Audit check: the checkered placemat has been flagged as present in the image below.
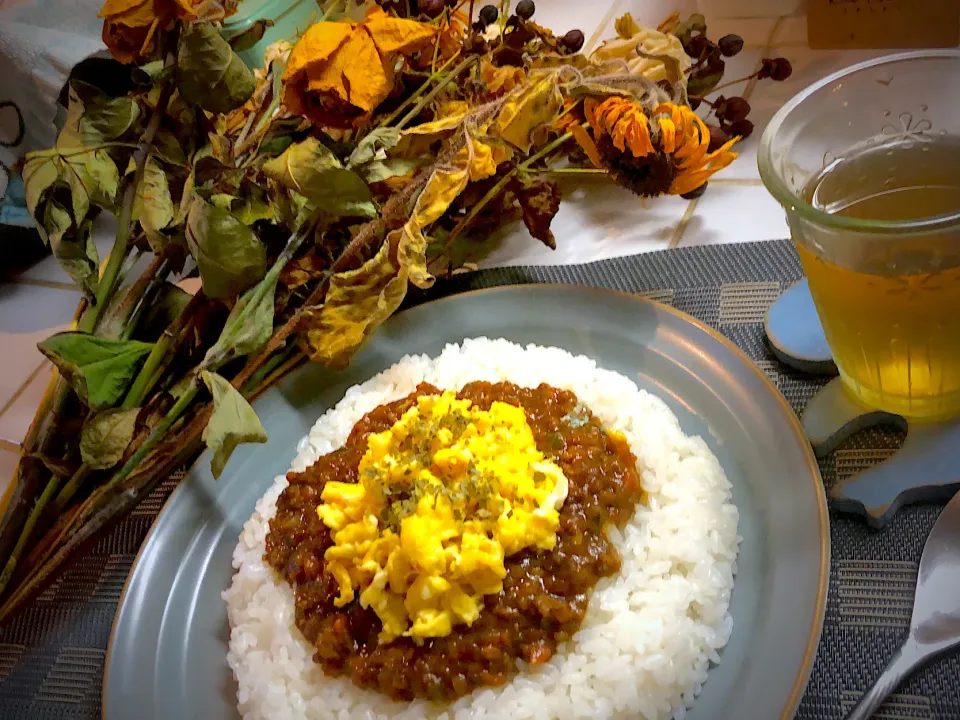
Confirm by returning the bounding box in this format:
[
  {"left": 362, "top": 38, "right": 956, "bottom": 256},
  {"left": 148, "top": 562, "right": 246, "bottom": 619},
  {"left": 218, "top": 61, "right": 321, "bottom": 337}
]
[{"left": 1, "top": 239, "right": 957, "bottom": 720}]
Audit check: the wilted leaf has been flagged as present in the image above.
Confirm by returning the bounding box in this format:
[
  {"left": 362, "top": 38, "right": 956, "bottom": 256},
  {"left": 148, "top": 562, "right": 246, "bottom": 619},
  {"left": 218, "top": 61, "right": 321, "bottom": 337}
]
[
  {"left": 209, "top": 133, "right": 233, "bottom": 164},
  {"left": 347, "top": 127, "right": 400, "bottom": 168},
  {"left": 53, "top": 215, "right": 100, "bottom": 297},
  {"left": 510, "top": 177, "right": 562, "bottom": 250},
  {"left": 361, "top": 158, "right": 423, "bottom": 184},
  {"left": 280, "top": 248, "right": 326, "bottom": 290},
  {"left": 185, "top": 196, "right": 267, "bottom": 299},
  {"left": 263, "top": 138, "right": 376, "bottom": 218},
  {"left": 39, "top": 195, "right": 73, "bottom": 247},
  {"left": 495, "top": 73, "right": 563, "bottom": 152},
  {"left": 200, "top": 370, "right": 268, "bottom": 479},
  {"left": 134, "top": 156, "right": 174, "bottom": 250},
  {"left": 22, "top": 155, "right": 59, "bottom": 221},
  {"left": 614, "top": 13, "right": 642, "bottom": 39},
  {"left": 203, "top": 269, "right": 279, "bottom": 367},
  {"left": 80, "top": 407, "right": 139, "bottom": 469},
  {"left": 227, "top": 18, "right": 273, "bottom": 52},
  {"left": 60, "top": 82, "right": 139, "bottom": 147},
  {"left": 177, "top": 23, "right": 256, "bottom": 114},
  {"left": 688, "top": 61, "right": 725, "bottom": 98},
  {"left": 301, "top": 240, "right": 408, "bottom": 365},
  {"left": 38, "top": 332, "right": 153, "bottom": 409},
  {"left": 395, "top": 165, "right": 469, "bottom": 290}
]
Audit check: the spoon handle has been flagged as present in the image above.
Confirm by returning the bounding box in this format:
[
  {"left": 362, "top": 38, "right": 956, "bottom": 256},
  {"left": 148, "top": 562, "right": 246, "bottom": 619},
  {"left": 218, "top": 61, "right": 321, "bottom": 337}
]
[{"left": 844, "top": 638, "right": 927, "bottom": 720}]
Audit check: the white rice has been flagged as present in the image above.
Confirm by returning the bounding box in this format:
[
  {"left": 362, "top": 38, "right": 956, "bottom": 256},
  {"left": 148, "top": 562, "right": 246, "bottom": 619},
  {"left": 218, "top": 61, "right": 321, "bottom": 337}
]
[{"left": 224, "top": 338, "right": 740, "bottom": 720}]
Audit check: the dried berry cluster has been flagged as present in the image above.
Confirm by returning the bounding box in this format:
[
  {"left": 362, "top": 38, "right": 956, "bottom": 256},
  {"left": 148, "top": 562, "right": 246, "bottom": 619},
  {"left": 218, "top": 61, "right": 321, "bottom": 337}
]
[{"left": 670, "top": 14, "right": 793, "bottom": 153}]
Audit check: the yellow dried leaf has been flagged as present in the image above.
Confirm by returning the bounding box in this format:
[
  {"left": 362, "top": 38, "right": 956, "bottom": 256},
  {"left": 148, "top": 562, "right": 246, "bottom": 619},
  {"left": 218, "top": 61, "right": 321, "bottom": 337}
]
[
  {"left": 98, "top": 0, "right": 237, "bottom": 63},
  {"left": 455, "top": 137, "right": 513, "bottom": 182},
  {"left": 479, "top": 58, "right": 525, "bottom": 97},
  {"left": 283, "top": 6, "right": 438, "bottom": 127},
  {"left": 395, "top": 165, "right": 468, "bottom": 290},
  {"left": 494, "top": 73, "right": 563, "bottom": 152},
  {"left": 614, "top": 13, "right": 642, "bottom": 39},
  {"left": 590, "top": 26, "right": 690, "bottom": 84},
  {"left": 302, "top": 241, "right": 409, "bottom": 365},
  {"left": 402, "top": 110, "right": 470, "bottom": 136},
  {"left": 363, "top": 7, "right": 440, "bottom": 55}
]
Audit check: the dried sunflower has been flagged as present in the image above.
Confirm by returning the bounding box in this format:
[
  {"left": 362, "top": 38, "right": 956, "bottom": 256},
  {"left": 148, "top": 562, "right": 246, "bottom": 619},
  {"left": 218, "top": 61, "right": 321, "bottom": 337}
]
[{"left": 573, "top": 97, "right": 738, "bottom": 197}]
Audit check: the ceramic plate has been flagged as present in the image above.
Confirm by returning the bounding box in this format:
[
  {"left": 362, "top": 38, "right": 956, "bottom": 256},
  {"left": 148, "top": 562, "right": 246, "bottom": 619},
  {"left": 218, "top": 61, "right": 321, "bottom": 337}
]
[{"left": 104, "top": 285, "right": 829, "bottom": 720}]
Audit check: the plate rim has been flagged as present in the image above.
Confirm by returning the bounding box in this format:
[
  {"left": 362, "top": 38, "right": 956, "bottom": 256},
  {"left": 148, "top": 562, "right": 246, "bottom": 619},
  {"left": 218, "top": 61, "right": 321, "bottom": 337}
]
[{"left": 102, "top": 283, "right": 830, "bottom": 720}]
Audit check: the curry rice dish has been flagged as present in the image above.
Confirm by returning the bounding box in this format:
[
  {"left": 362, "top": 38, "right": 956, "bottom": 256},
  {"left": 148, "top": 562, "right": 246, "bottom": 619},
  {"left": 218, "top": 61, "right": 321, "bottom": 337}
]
[{"left": 224, "top": 338, "right": 740, "bottom": 720}]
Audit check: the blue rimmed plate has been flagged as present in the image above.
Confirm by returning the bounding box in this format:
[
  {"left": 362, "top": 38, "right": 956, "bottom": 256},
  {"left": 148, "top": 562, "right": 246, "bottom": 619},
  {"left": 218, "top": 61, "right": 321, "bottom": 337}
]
[{"left": 104, "top": 285, "right": 829, "bottom": 720}]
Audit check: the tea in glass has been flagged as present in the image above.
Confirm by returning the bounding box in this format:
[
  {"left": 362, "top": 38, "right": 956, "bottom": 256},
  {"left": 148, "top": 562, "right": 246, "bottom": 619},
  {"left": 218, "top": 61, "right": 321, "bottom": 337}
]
[{"left": 797, "top": 137, "right": 960, "bottom": 420}]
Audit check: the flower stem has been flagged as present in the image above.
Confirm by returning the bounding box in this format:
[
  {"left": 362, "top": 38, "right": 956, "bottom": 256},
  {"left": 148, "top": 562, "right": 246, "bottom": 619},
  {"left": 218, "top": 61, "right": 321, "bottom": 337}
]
[
  {"left": 77, "top": 60, "right": 175, "bottom": 335},
  {"left": 395, "top": 55, "right": 476, "bottom": 130},
  {"left": 378, "top": 52, "right": 467, "bottom": 129},
  {"left": 539, "top": 167, "right": 607, "bottom": 175},
  {"left": 0, "top": 469, "right": 69, "bottom": 598},
  {"left": 690, "top": 72, "right": 760, "bottom": 99},
  {"left": 122, "top": 291, "right": 204, "bottom": 409},
  {"left": 52, "top": 466, "right": 92, "bottom": 513}
]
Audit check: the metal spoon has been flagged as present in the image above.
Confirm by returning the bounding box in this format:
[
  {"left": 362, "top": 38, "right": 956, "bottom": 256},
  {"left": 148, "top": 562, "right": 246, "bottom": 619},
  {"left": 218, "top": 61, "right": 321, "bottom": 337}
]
[{"left": 845, "top": 490, "right": 960, "bottom": 719}]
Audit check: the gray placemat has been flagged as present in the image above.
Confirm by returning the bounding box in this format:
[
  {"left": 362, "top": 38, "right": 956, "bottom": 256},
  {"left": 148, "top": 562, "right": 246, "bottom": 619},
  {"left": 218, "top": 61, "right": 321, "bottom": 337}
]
[{"left": 1, "top": 238, "right": 958, "bottom": 720}]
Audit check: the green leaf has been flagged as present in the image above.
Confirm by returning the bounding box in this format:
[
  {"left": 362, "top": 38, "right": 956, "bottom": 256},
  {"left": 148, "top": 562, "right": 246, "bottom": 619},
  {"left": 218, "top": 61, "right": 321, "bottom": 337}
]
[
  {"left": 200, "top": 370, "right": 268, "bottom": 479},
  {"left": 347, "top": 127, "right": 400, "bottom": 168},
  {"left": 134, "top": 156, "right": 174, "bottom": 251},
  {"left": 80, "top": 407, "right": 139, "bottom": 469},
  {"left": 263, "top": 138, "right": 376, "bottom": 219},
  {"left": 361, "top": 157, "right": 424, "bottom": 184},
  {"left": 226, "top": 18, "right": 273, "bottom": 52},
  {"left": 185, "top": 196, "right": 267, "bottom": 299},
  {"left": 203, "top": 268, "right": 279, "bottom": 368},
  {"left": 177, "top": 23, "right": 256, "bottom": 114},
  {"left": 38, "top": 332, "right": 153, "bottom": 409}
]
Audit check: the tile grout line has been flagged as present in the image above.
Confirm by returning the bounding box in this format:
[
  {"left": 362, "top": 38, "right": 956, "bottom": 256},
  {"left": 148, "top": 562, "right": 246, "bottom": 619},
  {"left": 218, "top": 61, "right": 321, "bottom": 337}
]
[
  {"left": 742, "top": 16, "right": 785, "bottom": 101},
  {"left": 1, "top": 277, "right": 77, "bottom": 292},
  {"left": 667, "top": 199, "right": 700, "bottom": 249},
  {"left": 0, "top": 362, "right": 48, "bottom": 420},
  {"left": 585, "top": 0, "right": 623, "bottom": 54}
]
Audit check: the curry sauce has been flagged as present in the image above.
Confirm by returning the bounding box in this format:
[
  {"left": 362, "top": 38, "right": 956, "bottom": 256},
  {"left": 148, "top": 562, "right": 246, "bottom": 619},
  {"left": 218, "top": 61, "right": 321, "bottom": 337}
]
[{"left": 264, "top": 381, "right": 644, "bottom": 702}]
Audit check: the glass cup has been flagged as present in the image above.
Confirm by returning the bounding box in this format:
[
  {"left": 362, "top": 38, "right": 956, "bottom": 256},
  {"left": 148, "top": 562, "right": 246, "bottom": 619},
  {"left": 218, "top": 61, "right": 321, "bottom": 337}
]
[{"left": 759, "top": 50, "right": 960, "bottom": 421}]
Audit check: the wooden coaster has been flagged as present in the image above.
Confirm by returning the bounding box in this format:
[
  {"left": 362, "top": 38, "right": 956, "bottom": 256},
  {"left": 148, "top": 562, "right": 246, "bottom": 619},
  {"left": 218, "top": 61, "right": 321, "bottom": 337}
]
[{"left": 765, "top": 279, "right": 836, "bottom": 376}]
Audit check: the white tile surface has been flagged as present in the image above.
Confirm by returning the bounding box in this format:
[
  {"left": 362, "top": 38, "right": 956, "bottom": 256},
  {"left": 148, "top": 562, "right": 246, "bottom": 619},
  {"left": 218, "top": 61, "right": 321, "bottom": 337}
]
[
  {"left": 0, "top": 363, "right": 51, "bottom": 446},
  {"left": 478, "top": 177, "right": 690, "bottom": 267},
  {"left": 0, "top": 447, "right": 18, "bottom": 506},
  {"left": 680, "top": 183, "right": 788, "bottom": 247},
  {"left": 0, "top": 283, "right": 78, "bottom": 413}
]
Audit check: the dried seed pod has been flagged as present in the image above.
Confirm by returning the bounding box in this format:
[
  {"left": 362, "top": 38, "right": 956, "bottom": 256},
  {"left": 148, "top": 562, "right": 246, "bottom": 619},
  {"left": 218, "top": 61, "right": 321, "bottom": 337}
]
[
  {"left": 717, "top": 34, "right": 744, "bottom": 57},
  {"left": 727, "top": 118, "right": 755, "bottom": 139},
  {"left": 516, "top": 0, "right": 535, "bottom": 20},
  {"left": 759, "top": 57, "right": 793, "bottom": 81},
  {"left": 561, "top": 29, "right": 585, "bottom": 53},
  {"left": 479, "top": 4, "right": 498, "bottom": 26}
]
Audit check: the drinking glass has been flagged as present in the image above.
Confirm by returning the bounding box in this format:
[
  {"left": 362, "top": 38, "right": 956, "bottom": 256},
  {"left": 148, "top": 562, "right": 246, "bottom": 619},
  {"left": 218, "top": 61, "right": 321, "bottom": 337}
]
[{"left": 758, "top": 50, "right": 960, "bottom": 421}]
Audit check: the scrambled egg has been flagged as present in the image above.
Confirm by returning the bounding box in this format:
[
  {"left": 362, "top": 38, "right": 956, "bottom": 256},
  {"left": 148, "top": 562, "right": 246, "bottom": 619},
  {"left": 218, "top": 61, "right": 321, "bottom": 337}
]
[{"left": 316, "top": 391, "right": 569, "bottom": 643}]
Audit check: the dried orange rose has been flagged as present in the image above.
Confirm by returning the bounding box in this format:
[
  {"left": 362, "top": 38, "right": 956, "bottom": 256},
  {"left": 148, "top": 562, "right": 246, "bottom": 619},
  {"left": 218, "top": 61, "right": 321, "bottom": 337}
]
[
  {"left": 98, "top": 0, "right": 237, "bottom": 64},
  {"left": 283, "top": 6, "right": 439, "bottom": 128}
]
